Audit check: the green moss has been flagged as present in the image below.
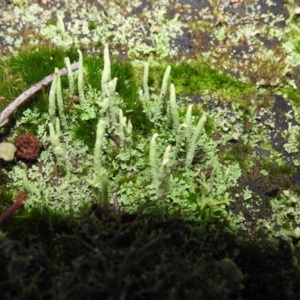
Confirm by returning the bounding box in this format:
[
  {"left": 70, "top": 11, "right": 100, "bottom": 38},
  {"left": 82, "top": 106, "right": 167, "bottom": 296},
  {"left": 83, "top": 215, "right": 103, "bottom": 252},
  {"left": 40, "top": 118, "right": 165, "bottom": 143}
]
[
  {"left": 45, "top": 18, "right": 56, "bottom": 26},
  {"left": 3, "top": 205, "right": 87, "bottom": 244},
  {"left": 204, "top": 115, "right": 214, "bottom": 136},
  {"left": 83, "top": 54, "right": 104, "bottom": 90},
  {"left": 0, "top": 62, "right": 26, "bottom": 112},
  {"left": 0, "top": 160, "right": 16, "bottom": 207},
  {"left": 0, "top": 190, "right": 14, "bottom": 214},
  {"left": 7, "top": 45, "right": 78, "bottom": 88},
  {"left": 282, "top": 178, "right": 291, "bottom": 189},
  {"left": 0, "top": 45, "right": 79, "bottom": 119},
  {"left": 293, "top": 185, "right": 300, "bottom": 196},
  {"left": 110, "top": 59, "right": 150, "bottom": 131},
  {"left": 0, "top": 210, "right": 247, "bottom": 300},
  {"left": 262, "top": 159, "right": 295, "bottom": 177},
  {"left": 284, "top": 86, "right": 300, "bottom": 102},
  {"left": 73, "top": 118, "right": 97, "bottom": 150},
  {"left": 277, "top": 163, "right": 295, "bottom": 175},
  {"left": 153, "top": 62, "right": 255, "bottom": 102},
  {"left": 88, "top": 21, "right": 98, "bottom": 31},
  {"left": 111, "top": 59, "right": 138, "bottom": 101},
  {"left": 223, "top": 143, "right": 253, "bottom": 172}
]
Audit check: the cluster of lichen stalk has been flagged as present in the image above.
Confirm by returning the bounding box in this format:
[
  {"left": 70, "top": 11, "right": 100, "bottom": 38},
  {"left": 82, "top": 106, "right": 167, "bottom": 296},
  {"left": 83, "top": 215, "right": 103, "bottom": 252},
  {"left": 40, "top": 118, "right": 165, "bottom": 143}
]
[
  {"left": 46, "top": 44, "right": 207, "bottom": 207},
  {"left": 140, "top": 61, "right": 207, "bottom": 201}
]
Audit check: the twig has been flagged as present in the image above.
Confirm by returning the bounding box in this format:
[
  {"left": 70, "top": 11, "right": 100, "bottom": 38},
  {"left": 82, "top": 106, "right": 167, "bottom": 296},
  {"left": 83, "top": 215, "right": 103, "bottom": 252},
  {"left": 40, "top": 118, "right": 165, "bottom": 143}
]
[
  {"left": 0, "top": 62, "right": 79, "bottom": 126},
  {"left": 170, "top": 154, "right": 206, "bottom": 171},
  {"left": 0, "top": 192, "right": 27, "bottom": 226},
  {"left": 108, "top": 133, "right": 121, "bottom": 147}
]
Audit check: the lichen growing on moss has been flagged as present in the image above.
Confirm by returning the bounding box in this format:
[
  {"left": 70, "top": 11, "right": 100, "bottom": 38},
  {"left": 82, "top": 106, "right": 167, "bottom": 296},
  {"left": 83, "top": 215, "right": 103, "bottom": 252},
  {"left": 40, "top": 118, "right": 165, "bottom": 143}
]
[{"left": 4, "top": 47, "right": 242, "bottom": 222}]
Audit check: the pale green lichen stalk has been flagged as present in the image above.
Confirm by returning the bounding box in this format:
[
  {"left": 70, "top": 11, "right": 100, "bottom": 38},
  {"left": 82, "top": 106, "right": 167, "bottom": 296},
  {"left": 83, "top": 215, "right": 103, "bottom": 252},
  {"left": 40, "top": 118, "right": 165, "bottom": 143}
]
[
  {"left": 139, "top": 64, "right": 174, "bottom": 124},
  {"left": 77, "top": 49, "right": 86, "bottom": 104},
  {"left": 64, "top": 57, "right": 75, "bottom": 95},
  {"left": 106, "top": 77, "right": 118, "bottom": 129},
  {"left": 184, "top": 104, "right": 193, "bottom": 142},
  {"left": 48, "top": 117, "right": 61, "bottom": 146},
  {"left": 55, "top": 68, "right": 68, "bottom": 130},
  {"left": 56, "top": 13, "right": 66, "bottom": 34},
  {"left": 138, "top": 62, "right": 151, "bottom": 119},
  {"left": 82, "top": 118, "right": 110, "bottom": 206},
  {"left": 94, "top": 119, "right": 106, "bottom": 171},
  {"left": 92, "top": 119, "right": 109, "bottom": 206},
  {"left": 169, "top": 83, "right": 180, "bottom": 135},
  {"left": 101, "top": 44, "right": 111, "bottom": 96},
  {"left": 185, "top": 113, "right": 207, "bottom": 167},
  {"left": 154, "top": 65, "right": 171, "bottom": 121},
  {"left": 124, "top": 119, "right": 133, "bottom": 150},
  {"left": 48, "top": 68, "right": 68, "bottom": 130},
  {"left": 143, "top": 62, "right": 150, "bottom": 102},
  {"left": 119, "top": 109, "right": 132, "bottom": 150},
  {"left": 100, "top": 167, "right": 109, "bottom": 207},
  {"left": 98, "top": 46, "right": 119, "bottom": 127},
  {"left": 48, "top": 117, "right": 71, "bottom": 175},
  {"left": 174, "top": 123, "right": 187, "bottom": 157},
  {"left": 150, "top": 133, "right": 159, "bottom": 189},
  {"left": 156, "top": 145, "right": 172, "bottom": 200},
  {"left": 48, "top": 70, "right": 57, "bottom": 126},
  {"left": 150, "top": 134, "right": 172, "bottom": 200}
]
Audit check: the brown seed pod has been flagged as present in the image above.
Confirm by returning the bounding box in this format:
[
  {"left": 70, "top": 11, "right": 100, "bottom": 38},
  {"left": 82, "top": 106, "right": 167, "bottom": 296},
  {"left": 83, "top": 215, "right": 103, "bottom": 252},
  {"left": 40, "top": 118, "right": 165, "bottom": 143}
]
[{"left": 14, "top": 134, "right": 42, "bottom": 160}]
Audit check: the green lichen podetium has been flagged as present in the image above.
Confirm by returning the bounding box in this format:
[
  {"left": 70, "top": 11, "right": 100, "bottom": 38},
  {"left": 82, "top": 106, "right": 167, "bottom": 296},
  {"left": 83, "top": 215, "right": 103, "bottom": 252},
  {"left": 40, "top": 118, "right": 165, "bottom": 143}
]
[{"left": 6, "top": 46, "right": 242, "bottom": 221}]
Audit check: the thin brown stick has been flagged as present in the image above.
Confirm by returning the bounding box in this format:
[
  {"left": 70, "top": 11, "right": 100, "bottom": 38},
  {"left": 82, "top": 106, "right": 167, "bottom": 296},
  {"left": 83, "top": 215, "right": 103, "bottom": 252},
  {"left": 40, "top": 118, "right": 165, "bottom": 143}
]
[
  {"left": 170, "top": 154, "right": 206, "bottom": 171},
  {"left": 0, "top": 192, "right": 27, "bottom": 226},
  {"left": 108, "top": 133, "right": 121, "bottom": 147},
  {"left": 0, "top": 62, "right": 79, "bottom": 126}
]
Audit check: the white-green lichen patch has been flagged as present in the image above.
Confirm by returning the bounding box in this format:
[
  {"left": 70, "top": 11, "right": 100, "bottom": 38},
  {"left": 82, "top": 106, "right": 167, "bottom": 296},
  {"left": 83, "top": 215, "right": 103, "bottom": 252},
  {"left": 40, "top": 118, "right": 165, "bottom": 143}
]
[{"left": 0, "top": 0, "right": 183, "bottom": 59}]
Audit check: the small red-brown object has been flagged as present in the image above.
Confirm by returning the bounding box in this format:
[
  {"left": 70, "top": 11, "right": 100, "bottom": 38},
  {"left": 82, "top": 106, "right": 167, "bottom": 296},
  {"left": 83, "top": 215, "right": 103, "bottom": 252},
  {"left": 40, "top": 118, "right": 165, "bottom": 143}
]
[
  {"left": 0, "top": 192, "right": 26, "bottom": 226},
  {"left": 14, "top": 134, "right": 42, "bottom": 160}
]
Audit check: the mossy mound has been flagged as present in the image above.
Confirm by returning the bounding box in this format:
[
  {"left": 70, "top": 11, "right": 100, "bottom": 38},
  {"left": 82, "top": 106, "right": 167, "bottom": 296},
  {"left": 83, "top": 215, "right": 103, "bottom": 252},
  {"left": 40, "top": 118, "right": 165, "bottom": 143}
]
[
  {"left": 1, "top": 205, "right": 300, "bottom": 299},
  {"left": 0, "top": 207, "right": 244, "bottom": 300}
]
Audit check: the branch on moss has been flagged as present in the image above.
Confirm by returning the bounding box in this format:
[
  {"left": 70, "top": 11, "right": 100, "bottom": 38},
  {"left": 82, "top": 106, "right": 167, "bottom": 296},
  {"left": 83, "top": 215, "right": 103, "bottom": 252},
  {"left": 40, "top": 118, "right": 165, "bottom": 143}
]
[
  {"left": 0, "top": 192, "right": 27, "bottom": 226},
  {"left": 0, "top": 62, "right": 79, "bottom": 126}
]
